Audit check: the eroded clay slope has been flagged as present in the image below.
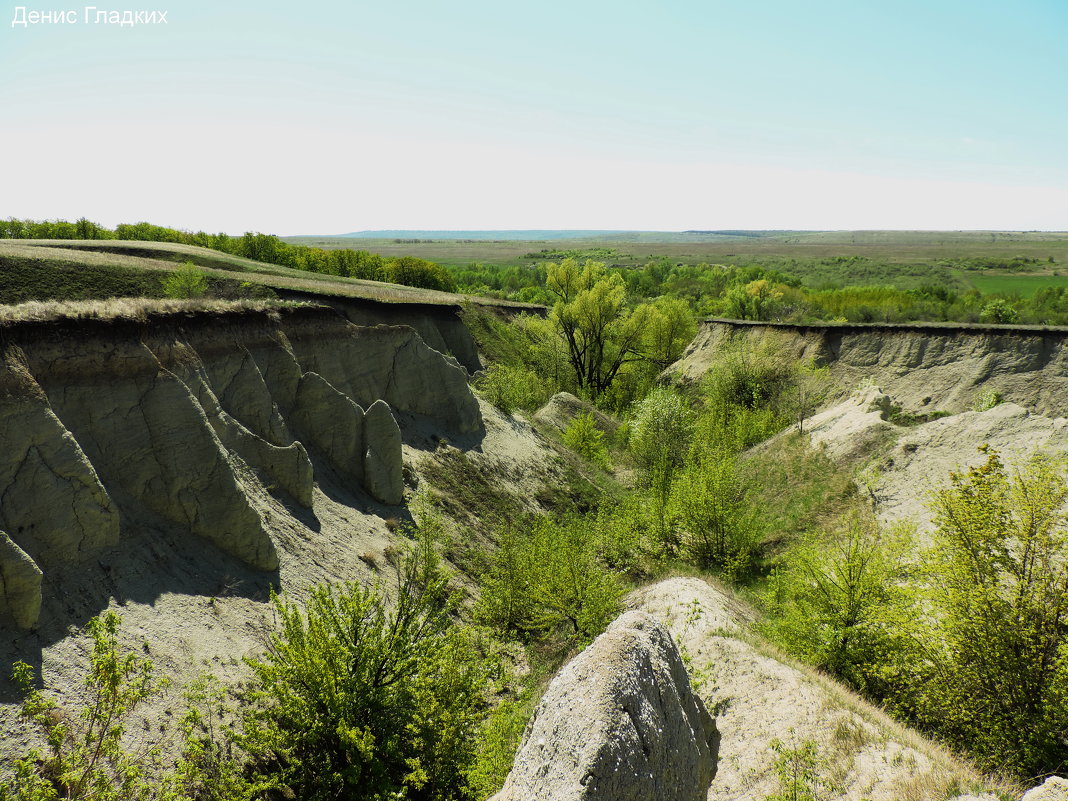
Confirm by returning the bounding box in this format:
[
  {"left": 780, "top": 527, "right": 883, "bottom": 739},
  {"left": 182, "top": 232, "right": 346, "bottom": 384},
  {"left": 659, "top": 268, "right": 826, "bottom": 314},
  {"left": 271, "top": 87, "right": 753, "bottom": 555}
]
[
  {"left": 0, "top": 305, "right": 481, "bottom": 630},
  {"left": 630, "top": 579, "right": 996, "bottom": 801},
  {"left": 671, "top": 319, "right": 1068, "bottom": 415}
]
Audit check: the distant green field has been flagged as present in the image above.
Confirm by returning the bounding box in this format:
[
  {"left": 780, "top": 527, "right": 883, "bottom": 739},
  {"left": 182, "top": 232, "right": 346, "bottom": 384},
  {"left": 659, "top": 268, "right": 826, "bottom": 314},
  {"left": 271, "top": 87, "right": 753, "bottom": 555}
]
[
  {"left": 963, "top": 273, "right": 1068, "bottom": 297},
  {"left": 285, "top": 231, "right": 1068, "bottom": 272}
]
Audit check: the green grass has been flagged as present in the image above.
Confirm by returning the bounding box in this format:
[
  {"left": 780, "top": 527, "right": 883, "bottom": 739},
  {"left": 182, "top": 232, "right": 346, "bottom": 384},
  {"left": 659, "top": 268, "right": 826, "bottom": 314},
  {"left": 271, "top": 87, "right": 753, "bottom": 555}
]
[
  {"left": 284, "top": 231, "right": 1068, "bottom": 272},
  {"left": 962, "top": 272, "right": 1068, "bottom": 297},
  {"left": 0, "top": 254, "right": 167, "bottom": 304},
  {"left": 0, "top": 241, "right": 540, "bottom": 310}
]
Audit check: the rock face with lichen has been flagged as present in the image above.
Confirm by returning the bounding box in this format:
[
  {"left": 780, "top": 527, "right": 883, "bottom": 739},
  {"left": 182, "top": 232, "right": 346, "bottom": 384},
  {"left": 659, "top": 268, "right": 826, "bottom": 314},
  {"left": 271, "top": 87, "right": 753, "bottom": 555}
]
[
  {"left": 1021, "top": 777, "right": 1068, "bottom": 801},
  {"left": 0, "top": 305, "right": 482, "bottom": 630},
  {"left": 491, "top": 611, "right": 716, "bottom": 801}
]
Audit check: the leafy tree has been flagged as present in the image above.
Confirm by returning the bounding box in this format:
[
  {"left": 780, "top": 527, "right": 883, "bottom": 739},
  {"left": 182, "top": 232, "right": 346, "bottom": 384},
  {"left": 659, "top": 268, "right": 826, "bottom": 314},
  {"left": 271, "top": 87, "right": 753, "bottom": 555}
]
[
  {"left": 545, "top": 258, "right": 652, "bottom": 400},
  {"left": 723, "top": 279, "right": 785, "bottom": 321},
  {"left": 643, "top": 296, "right": 698, "bottom": 370},
  {"left": 628, "top": 388, "right": 695, "bottom": 543},
  {"left": 628, "top": 387, "right": 695, "bottom": 478},
  {"left": 913, "top": 447, "right": 1068, "bottom": 776}
]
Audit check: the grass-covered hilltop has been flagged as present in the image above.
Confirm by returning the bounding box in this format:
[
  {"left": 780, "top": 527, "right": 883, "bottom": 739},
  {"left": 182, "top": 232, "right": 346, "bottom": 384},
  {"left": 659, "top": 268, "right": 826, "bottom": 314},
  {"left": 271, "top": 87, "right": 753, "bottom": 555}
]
[
  {"left": 3, "top": 220, "right": 1068, "bottom": 801},
  {"left": 6, "top": 218, "right": 1068, "bottom": 326}
]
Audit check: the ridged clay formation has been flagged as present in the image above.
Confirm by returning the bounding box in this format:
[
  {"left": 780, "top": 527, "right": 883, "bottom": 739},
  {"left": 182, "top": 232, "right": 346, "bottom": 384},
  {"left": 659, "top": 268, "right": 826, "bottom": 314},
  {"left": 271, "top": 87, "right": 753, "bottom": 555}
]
[{"left": 0, "top": 305, "right": 482, "bottom": 629}]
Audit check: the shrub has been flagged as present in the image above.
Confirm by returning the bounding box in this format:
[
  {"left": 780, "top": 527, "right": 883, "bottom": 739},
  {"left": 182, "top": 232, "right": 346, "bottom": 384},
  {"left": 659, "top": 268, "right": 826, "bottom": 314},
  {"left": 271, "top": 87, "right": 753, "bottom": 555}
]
[
  {"left": 979, "top": 298, "right": 1019, "bottom": 324},
  {"left": 474, "top": 364, "right": 551, "bottom": 415},
  {"left": 476, "top": 516, "right": 623, "bottom": 643},
  {"left": 237, "top": 534, "right": 491, "bottom": 801},
  {"left": 562, "top": 412, "right": 611, "bottom": 471},
  {"left": 0, "top": 612, "right": 170, "bottom": 801},
  {"left": 668, "top": 450, "right": 762, "bottom": 578},
  {"left": 628, "top": 387, "right": 695, "bottom": 479},
  {"left": 761, "top": 517, "right": 912, "bottom": 695},
  {"left": 162, "top": 261, "right": 209, "bottom": 299},
  {"left": 697, "top": 336, "right": 796, "bottom": 450},
  {"left": 911, "top": 448, "right": 1068, "bottom": 776},
  {"left": 465, "top": 692, "right": 538, "bottom": 799},
  {"left": 972, "top": 389, "right": 1004, "bottom": 412}
]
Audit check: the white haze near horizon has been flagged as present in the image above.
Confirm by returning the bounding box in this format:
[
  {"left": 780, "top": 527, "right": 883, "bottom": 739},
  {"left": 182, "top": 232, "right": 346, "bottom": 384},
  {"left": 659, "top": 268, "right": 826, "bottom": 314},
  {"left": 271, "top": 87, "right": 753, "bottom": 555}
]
[{"left": 4, "top": 121, "right": 1066, "bottom": 236}]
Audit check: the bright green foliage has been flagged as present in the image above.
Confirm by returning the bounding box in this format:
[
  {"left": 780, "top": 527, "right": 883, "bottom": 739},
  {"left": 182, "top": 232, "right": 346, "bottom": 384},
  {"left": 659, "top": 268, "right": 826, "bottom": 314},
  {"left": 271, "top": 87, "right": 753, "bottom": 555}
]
[
  {"left": 697, "top": 336, "right": 796, "bottom": 450},
  {"left": 170, "top": 677, "right": 266, "bottom": 801},
  {"left": 724, "top": 279, "right": 785, "bottom": 321},
  {"left": 547, "top": 258, "right": 645, "bottom": 400},
  {"left": 590, "top": 492, "right": 657, "bottom": 574},
  {"left": 477, "top": 517, "right": 623, "bottom": 642},
  {"left": 972, "top": 389, "right": 1004, "bottom": 412},
  {"left": 978, "top": 298, "right": 1020, "bottom": 324},
  {"left": 237, "top": 537, "right": 490, "bottom": 801},
  {"left": 623, "top": 386, "right": 700, "bottom": 551},
  {"left": 642, "top": 296, "right": 698, "bottom": 370},
  {"left": 764, "top": 738, "right": 841, "bottom": 801},
  {"left": 562, "top": 412, "right": 611, "bottom": 471},
  {"left": 465, "top": 691, "right": 538, "bottom": 799},
  {"left": 913, "top": 448, "right": 1068, "bottom": 776},
  {"left": 761, "top": 518, "right": 912, "bottom": 694},
  {"left": 668, "top": 450, "right": 762, "bottom": 579},
  {"left": 0, "top": 612, "right": 170, "bottom": 801},
  {"left": 461, "top": 307, "right": 575, "bottom": 399},
  {"left": 162, "top": 261, "right": 209, "bottom": 299},
  {"left": 473, "top": 363, "right": 552, "bottom": 415},
  {"left": 546, "top": 258, "right": 694, "bottom": 403},
  {"left": 628, "top": 387, "right": 696, "bottom": 480}
]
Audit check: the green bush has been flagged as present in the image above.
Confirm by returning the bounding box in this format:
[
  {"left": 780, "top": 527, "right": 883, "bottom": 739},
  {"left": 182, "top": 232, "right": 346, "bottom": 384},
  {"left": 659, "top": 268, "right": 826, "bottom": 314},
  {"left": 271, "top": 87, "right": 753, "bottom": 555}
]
[
  {"left": 668, "top": 450, "right": 762, "bottom": 578},
  {"left": 979, "top": 298, "right": 1019, "bottom": 324},
  {"left": 628, "top": 387, "right": 695, "bottom": 480},
  {"left": 562, "top": 412, "right": 611, "bottom": 471},
  {"left": 162, "top": 261, "right": 209, "bottom": 299},
  {"left": 237, "top": 535, "right": 490, "bottom": 801},
  {"left": 465, "top": 691, "right": 538, "bottom": 799},
  {"left": 761, "top": 517, "right": 912, "bottom": 695},
  {"left": 476, "top": 516, "right": 623, "bottom": 643},
  {"left": 909, "top": 448, "right": 1068, "bottom": 776},
  {"left": 0, "top": 612, "right": 171, "bottom": 801},
  {"left": 697, "top": 337, "right": 796, "bottom": 451},
  {"left": 474, "top": 364, "right": 552, "bottom": 415},
  {"left": 972, "top": 388, "right": 1004, "bottom": 412}
]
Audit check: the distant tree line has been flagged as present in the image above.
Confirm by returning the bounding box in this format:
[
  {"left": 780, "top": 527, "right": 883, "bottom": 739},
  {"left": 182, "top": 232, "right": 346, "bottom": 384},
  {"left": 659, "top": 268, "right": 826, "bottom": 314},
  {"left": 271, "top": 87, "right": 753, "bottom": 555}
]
[{"left": 0, "top": 218, "right": 456, "bottom": 293}]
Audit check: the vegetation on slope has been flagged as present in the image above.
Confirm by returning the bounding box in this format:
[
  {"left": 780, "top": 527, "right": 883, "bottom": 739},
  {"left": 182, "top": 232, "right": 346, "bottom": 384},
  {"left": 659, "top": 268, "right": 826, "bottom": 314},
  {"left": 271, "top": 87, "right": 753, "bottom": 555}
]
[
  {"left": 9, "top": 217, "right": 1068, "bottom": 325},
  {"left": 5, "top": 219, "right": 1068, "bottom": 797}
]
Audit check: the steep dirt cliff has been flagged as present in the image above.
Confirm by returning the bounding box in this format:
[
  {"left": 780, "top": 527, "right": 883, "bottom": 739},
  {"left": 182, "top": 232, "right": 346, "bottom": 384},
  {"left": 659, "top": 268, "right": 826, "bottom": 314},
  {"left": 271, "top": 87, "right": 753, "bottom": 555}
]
[
  {"left": 672, "top": 319, "right": 1068, "bottom": 415},
  {"left": 0, "top": 304, "right": 480, "bottom": 631}
]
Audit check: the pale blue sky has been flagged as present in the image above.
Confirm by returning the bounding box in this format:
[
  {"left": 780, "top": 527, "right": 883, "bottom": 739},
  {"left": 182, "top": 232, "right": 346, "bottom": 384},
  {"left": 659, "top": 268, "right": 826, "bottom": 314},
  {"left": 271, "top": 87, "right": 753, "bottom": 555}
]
[{"left": 2, "top": 0, "right": 1066, "bottom": 233}]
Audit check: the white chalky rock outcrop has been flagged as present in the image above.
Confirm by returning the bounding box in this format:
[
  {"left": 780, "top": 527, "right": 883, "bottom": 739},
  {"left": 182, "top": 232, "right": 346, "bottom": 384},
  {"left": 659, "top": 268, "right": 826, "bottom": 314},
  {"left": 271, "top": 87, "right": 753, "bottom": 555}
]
[
  {"left": 491, "top": 611, "right": 716, "bottom": 801},
  {"left": 1022, "top": 777, "right": 1068, "bottom": 801}
]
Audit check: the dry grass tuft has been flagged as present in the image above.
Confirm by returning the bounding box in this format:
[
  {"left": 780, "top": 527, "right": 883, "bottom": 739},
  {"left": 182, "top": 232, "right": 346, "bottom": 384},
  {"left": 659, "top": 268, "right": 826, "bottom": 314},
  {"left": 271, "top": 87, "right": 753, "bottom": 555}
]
[{"left": 0, "top": 297, "right": 298, "bottom": 325}]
